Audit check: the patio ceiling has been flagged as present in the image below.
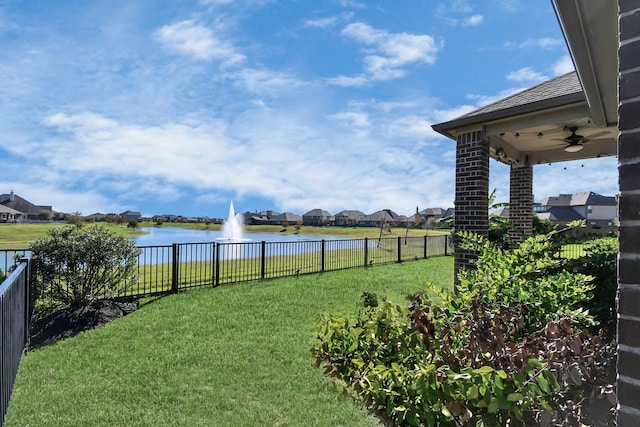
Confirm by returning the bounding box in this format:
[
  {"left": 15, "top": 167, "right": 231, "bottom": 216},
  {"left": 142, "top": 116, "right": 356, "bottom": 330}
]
[{"left": 432, "top": 0, "right": 618, "bottom": 166}]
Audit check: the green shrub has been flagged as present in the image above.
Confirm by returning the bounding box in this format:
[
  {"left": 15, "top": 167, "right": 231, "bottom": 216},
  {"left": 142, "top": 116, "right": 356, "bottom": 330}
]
[
  {"left": 567, "top": 236, "right": 617, "bottom": 325},
  {"left": 314, "top": 228, "right": 616, "bottom": 426},
  {"left": 456, "top": 230, "right": 595, "bottom": 332},
  {"left": 0, "top": 268, "right": 6, "bottom": 282},
  {"left": 30, "top": 225, "right": 141, "bottom": 308}
]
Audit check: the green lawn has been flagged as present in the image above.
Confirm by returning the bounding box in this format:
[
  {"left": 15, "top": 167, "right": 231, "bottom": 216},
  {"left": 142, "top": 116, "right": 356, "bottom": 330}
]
[
  {"left": 0, "top": 223, "right": 144, "bottom": 249},
  {"left": 6, "top": 257, "right": 453, "bottom": 427}
]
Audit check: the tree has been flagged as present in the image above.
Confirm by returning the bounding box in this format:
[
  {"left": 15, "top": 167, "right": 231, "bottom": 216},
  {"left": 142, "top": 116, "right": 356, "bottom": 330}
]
[
  {"left": 30, "top": 226, "right": 141, "bottom": 308},
  {"left": 66, "top": 211, "right": 85, "bottom": 227}
]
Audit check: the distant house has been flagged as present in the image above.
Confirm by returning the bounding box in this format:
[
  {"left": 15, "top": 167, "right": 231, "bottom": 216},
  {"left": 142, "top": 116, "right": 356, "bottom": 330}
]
[
  {"left": 359, "top": 209, "right": 400, "bottom": 227},
  {"left": 154, "top": 214, "right": 178, "bottom": 222},
  {"left": 302, "top": 209, "right": 334, "bottom": 226},
  {"left": 244, "top": 210, "right": 280, "bottom": 225},
  {"left": 0, "top": 191, "right": 52, "bottom": 221},
  {"left": 0, "top": 204, "right": 22, "bottom": 223},
  {"left": 334, "top": 210, "right": 365, "bottom": 227},
  {"left": 84, "top": 213, "right": 106, "bottom": 222},
  {"left": 437, "top": 208, "right": 455, "bottom": 226},
  {"left": 270, "top": 212, "right": 302, "bottom": 225},
  {"left": 120, "top": 211, "right": 142, "bottom": 222},
  {"left": 418, "top": 207, "right": 445, "bottom": 223},
  {"left": 537, "top": 191, "right": 617, "bottom": 235}
]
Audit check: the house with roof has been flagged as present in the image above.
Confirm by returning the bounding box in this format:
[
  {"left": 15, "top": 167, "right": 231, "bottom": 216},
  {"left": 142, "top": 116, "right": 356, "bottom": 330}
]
[
  {"left": 0, "top": 204, "right": 22, "bottom": 223},
  {"left": 432, "top": 1, "right": 640, "bottom": 422},
  {"left": 302, "top": 209, "right": 334, "bottom": 226},
  {"left": 270, "top": 212, "right": 302, "bottom": 225},
  {"left": 417, "top": 207, "right": 446, "bottom": 227},
  {"left": 0, "top": 191, "right": 52, "bottom": 221},
  {"left": 537, "top": 191, "right": 617, "bottom": 234},
  {"left": 243, "top": 210, "right": 280, "bottom": 225},
  {"left": 334, "top": 210, "right": 366, "bottom": 227},
  {"left": 120, "top": 211, "right": 142, "bottom": 223},
  {"left": 358, "top": 209, "right": 404, "bottom": 228}
]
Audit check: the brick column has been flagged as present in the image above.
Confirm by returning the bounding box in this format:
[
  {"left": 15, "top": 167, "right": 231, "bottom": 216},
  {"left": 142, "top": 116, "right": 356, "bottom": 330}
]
[
  {"left": 617, "top": 1, "right": 640, "bottom": 425},
  {"left": 508, "top": 164, "right": 533, "bottom": 241},
  {"left": 454, "top": 130, "right": 489, "bottom": 283}
]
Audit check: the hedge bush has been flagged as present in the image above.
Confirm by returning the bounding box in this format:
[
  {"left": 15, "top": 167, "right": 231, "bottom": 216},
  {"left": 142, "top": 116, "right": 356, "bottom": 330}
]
[
  {"left": 30, "top": 225, "right": 141, "bottom": 308},
  {"left": 314, "top": 228, "right": 616, "bottom": 426}
]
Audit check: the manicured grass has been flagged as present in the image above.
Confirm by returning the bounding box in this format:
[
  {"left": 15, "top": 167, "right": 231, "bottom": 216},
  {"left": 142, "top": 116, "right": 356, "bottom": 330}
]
[
  {"left": 6, "top": 257, "right": 453, "bottom": 427},
  {"left": 0, "top": 223, "right": 143, "bottom": 249}
]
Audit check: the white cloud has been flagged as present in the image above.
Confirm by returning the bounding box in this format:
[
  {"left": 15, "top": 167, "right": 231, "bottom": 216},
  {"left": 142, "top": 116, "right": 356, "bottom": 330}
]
[
  {"left": 552, "top": 55, "right": 575, "bottom": 75},
  {"left": 30, "top": 102, "right": 457, "bottom": 217},
  {"left": 386, "top": 116, "right": 436, "bottom": 140},
  {"left": 328, "top": 111, "right": 370, "bottom": 128},
  {"left": 462, "top": 15, "right": 484, "bottom": 27},
  {"left": 506, "top": 67, "right": 548, "bottom": 83},
  {"left": 505, "top": 37, "right": 563, "bottom": 50},
  {"left": 326, "top": 74, "right": 369, "bottom": 87},
  {"left": 231, "top": 68, "right": 308, "bottom": 94},
  {"left": 340, "top": 22, "right": 440, "bottom": 82},
  {"left": 432, "top": 105, "right": 476, "bottom": 123},
  {"left": 304, "top": 13, "right": 353, "bottom": 28},
  {"left": 334, "top": 0, "right": 367, "bottom": 9},
  {"left": 153, "top": 20, "right": 245, "bottom": 65}
]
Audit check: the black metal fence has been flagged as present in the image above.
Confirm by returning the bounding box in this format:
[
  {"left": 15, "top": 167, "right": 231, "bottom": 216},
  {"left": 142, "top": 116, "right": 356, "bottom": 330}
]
[
  {"left": 0, "top": 234, "right": 450, "bottom": 426},
  {"left": 1, "top": 259, "right": 30, "bottom": 427},
  {"left": 119, "top": 235, "right": 451, "bottom": 298}
]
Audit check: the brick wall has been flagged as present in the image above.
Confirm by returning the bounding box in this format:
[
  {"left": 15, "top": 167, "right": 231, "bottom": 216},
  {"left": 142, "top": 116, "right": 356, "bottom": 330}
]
[
  {"left": 454, "top": 130, "right": 489, "bottom": 282},
  {"left": 617, "top": 1, "right": 640, "bottom": 425},
  {"left": 508, "top": 164, "right": 533, "bottom": 241}
]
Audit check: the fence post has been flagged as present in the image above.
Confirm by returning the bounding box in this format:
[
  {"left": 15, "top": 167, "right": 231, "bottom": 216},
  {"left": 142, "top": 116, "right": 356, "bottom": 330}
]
[
  {"left": 424, "top": 235, "right": 428, "bottom": 259},
  {"left": 397, "top": 236, "right": 401, "bottom": 263},
  {"left": 171, "top": 243, "right": 179, "bottom": 293},
  {"left": 364, "top": 237, "right": 369, "bottom": 267},
  {"left": 261, "top": 241, "right": 266, "bottom": 280},
  {"left": 321, "top": 240, "right": 326, "bottom": 272},
  {"left": 214, "top": 243, "right": 220, "bottom": 287},
  {"left": 20, "top": 257, "right": 30, "bottom": 346},
  {"left": 444, "top": 235, "right": 448, "bottom": 256}
]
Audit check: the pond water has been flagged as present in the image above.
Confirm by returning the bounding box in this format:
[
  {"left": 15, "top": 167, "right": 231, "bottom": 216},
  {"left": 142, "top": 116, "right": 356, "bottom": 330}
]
[{"left": 133, "top": 227, "right": 344, "bottom": 247}]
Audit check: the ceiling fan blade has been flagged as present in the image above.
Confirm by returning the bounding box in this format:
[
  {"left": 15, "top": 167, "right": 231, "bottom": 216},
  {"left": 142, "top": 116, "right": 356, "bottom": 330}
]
[{"left": 583, "top": 131, "right": 610, "bottom": 140}]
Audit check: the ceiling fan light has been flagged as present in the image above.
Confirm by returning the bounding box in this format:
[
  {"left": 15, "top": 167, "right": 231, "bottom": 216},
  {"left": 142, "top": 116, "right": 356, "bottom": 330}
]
[{"left": 564, "top": 144, "right": 584, "bottom": 153}]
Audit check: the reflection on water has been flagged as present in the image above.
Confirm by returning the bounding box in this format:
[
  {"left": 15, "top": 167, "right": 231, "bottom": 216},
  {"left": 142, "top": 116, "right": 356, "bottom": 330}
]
[
  {"left": 133, "top": 227, "right": 363, "bottom": 264},
  {"left": 133, "top": 227, "right": 342, "bottom": 246}
]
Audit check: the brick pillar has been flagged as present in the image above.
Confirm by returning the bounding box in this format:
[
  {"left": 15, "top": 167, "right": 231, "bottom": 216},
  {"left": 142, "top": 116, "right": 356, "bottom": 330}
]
[
  {"left": 508, "top": 164, "right": 533, "bottom": 242},
  {"left": 617, "top": 2, "right": 640, "bottom": 425},
  {"left": 454, "top": 130, "right": 489, "bottom": 283}
]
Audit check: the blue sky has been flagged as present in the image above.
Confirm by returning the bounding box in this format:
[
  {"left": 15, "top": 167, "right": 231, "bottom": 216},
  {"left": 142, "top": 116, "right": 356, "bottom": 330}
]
[{"left": 0, "top": 0, "right": 618, "bottom": 219}]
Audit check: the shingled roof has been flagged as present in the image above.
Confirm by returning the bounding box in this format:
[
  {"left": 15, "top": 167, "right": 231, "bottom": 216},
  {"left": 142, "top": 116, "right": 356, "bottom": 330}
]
[{"left": 432, "top": 71, "right": 585, "bottom": 134}]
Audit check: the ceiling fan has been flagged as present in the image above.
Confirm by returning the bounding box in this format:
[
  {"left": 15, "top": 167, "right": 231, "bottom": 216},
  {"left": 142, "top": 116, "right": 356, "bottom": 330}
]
[{"left": 554, "top": 126, "right": 609, "bottom": 153}]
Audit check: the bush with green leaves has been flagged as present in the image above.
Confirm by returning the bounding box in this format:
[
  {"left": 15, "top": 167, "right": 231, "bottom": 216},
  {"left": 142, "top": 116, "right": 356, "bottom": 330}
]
[
  {"left": 314, "top": 227, "right": 616, "bottom": 426},
  {"left": 30, "top": 225, "right": 141, "bottom": 308}
]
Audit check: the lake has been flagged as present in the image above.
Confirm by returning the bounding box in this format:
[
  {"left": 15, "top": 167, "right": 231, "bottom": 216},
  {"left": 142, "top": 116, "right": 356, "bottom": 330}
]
[{"left": 133, "top": 227, "right": 345, "bottom": 246}]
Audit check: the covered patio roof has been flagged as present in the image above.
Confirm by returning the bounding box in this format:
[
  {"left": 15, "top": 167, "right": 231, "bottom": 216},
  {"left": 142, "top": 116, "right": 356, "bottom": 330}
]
[{"left": 432, "top": 0, "right": 619, "bottom": 167}]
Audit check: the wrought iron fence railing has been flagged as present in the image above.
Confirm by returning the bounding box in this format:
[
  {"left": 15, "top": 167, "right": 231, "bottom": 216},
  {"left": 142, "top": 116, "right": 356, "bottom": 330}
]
[
  {"left": 115, "top": 235, "right": 451, "bottom": 297},
  {"left": 1, "top": 259, "right": 30, "bottom": 427},
  {"left": 0, "top": 234, "right": 451, "bottom": 426}
]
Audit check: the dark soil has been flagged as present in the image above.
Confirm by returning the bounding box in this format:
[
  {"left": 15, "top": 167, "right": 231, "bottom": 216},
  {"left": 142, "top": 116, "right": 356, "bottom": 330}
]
[{"left": 29, "top": 300, "right": 138, "bottom": 349}]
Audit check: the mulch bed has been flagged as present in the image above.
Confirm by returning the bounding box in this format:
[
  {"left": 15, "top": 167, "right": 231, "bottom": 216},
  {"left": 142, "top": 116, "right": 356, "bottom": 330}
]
[{"left": 28, "top": 300, "right": 138, "bottom": 349}]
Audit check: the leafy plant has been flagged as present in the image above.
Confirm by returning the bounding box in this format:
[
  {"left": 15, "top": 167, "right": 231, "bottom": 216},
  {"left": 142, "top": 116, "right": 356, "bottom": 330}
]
[
  {"left": 314, "top": 227, "right": 616, "bottom": 426},
  {"left": 567, "top": 236, "right": 617, "bottom": 326},
  {"left": 30, "top": 225, "right": 141, "bottom": 308},
  {"left": 456, "top": 228, "right": 595, "bottom": 332}
]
